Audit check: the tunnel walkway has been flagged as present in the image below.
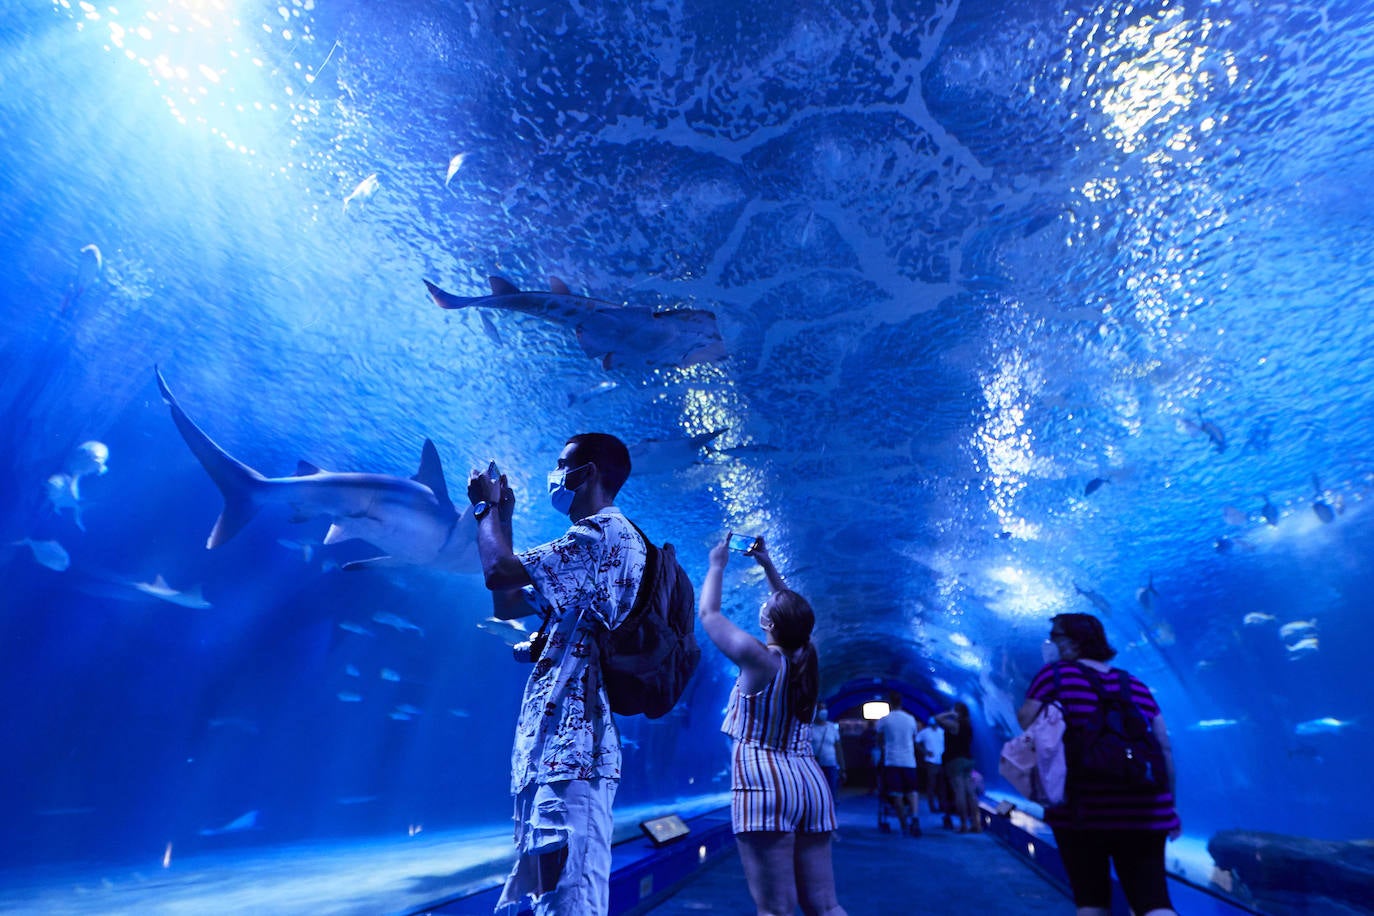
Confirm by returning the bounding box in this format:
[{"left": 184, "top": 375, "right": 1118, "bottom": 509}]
[{"left": 642, "top": 789, "right": 1069, "bottom": 915}]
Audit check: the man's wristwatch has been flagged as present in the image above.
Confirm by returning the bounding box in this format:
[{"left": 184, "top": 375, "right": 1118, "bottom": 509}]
[{"left": 472, "top": 500, "right": 494, "bottom": 520}]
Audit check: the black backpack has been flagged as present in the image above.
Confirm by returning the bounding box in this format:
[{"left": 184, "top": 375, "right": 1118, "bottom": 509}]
[
  {"left": 598, "top": 522, "right": 701, "bottom": 719},
  {"left": 1066, "top": 664, "right": 1167, "bottom": 792}
]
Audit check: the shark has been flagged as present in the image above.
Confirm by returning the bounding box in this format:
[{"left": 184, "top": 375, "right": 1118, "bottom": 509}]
[
  {"left": 154, "top": 367, "right": 478, "bottom": 574},
  {"left": 424, "top": 275, "right": 727, "bottom": 371}
]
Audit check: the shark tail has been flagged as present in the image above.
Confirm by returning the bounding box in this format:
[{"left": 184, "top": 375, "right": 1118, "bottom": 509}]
[
  {"left": 155, "top": 367, "right": 267, "bottom": 549},
  {"left": 424, "top": 279, "right": 475, "bottom": 310}
]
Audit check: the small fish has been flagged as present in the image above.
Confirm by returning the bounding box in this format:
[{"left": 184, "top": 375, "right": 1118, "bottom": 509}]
[
  {"left": 1073, "top": 582, "right": 1112, "bottom": 615},
  {"left": 63, "top": 246, "right": 104, "bottom": 311},
  {"left": 1199, "top": 418, "right": 1226, "bottom": 453},
  {"left": 1222, "top": 505, "right": 1249, "bottom": 527},
  {"left": 389, "top": 711, "right": 413, "bottom": 721},
  {"left": 1285, "top": 636, "right": 1319, "bottom": 658},
  {"left": 1136, "top": 574, "right": 1159, "bottom": 613},
  {"left": 444, "top": 152, "right": 467, "bottom": 187},
  {"left": 198, "top": 810, "right": 259, "bottom": 836},
  {"left": 337, "top": 691, "right": 363, "bottom": 702},
  {"left": 1188, "top": 718, "right": 1241, "bottom": 731},
  {"left": 66, "top": 440, "right": 109, "bottom": 479},
  {"left": 343, "top": 173, "right": 379, "bottom": 212},
  {"left": 1260, "top": 494, "right": 1279, "bottom": 526},
  {"left": 276, "top": 538, "right": 316, "bottom": 563},
  {"left": 379, "top": 668, "right": 401, "bottom": 682},
  {"left": 448, "top": 708, "right": 471, "bottom": 717},
  {"left": 15, "top": 538, "right": 71, "bottom": 572},
  {"left": 995, "top": 530, "right": 1013, "bottom": 540},
  {"left": 335, "top": 796, "right": 378, "bottom": 806},
  {"left": 567, "top": 380, "right": 619, "bottom": 407},
  {"left": 337, "top": 622, "right": 374, "bottom": 637},
  {"left": 1286, "top": 743, "right": 1324, "bottom": 762},
  {"left": 394, "top": 703, "right": 423, "bottom": 716},
  {"left": 372, "top": 611, "right": 424, "bottom": 636},
  {"left": 34, "top": 807, "right": 97, "bottom": 817},
  {"left": 1278, "top": 619, "right": 1317, "bottom": 640},
  {"left": 1084, "top": 477, "right": 1109, "bottom": 496},
  {"left": 1242, "top": 612, "right": 1276, "bottom": 627},
  {"left": 1294, "top": 717, "right": 1355, "bottom": 736},
  {"left": 80, "top": 243, "right": 103, "bottom": 273},
  {"left": 133, "top": 575, "right": 212, "bottom": 609},
  {"left": 45, "top": 473, "right": 85, "bottom": 530},
  {"left": 345, "top": 664, "right": 360, "bottom": 677},
  {"left": 207, "top": 717, "right": 259, "bottom": 735},
  {"left": 1311, "top": 475, "right": 1335, "bottom": 523},
  {"left": 476, "top": 616, "right": 528, "bottom": 646}
]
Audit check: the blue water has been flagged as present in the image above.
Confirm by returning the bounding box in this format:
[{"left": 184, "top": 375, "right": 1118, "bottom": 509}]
[{"left": 3, "top": 0, "right": 1373, "bottom": 912}]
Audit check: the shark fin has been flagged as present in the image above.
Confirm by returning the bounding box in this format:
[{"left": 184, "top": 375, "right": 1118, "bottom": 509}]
[
  {"left": 296, "top": 460, "right": 325, "bottom": 476},
  {"left": 412, "top": 439, "right": 453, "bottom": 509},
  {"left": 322, "top": 524, "right": 349, "bottom": 546},
  {"left": 208, "top": 496, "right": 262, "bottom": 549},
  {"left": 489, "top": 275, "right": 520, "bottom": 296},
  {"left": 342, "top": 556, "right": 400, "bottom": 571},
  {"left": 156, "top": 367, "right": 265, "bottom": 549},
  {"left": 548, "top": 276, "right": 571, "bottom": 296}
]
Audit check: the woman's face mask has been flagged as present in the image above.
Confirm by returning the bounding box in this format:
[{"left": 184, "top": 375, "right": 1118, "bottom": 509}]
[{"left": 1042, "top": 639, "right": 1060, "bottom": 664}]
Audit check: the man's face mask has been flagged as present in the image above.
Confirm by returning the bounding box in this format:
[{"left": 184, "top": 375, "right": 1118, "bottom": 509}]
[{"left": 547, "top": 462, "right": 591, "bottom": 514}]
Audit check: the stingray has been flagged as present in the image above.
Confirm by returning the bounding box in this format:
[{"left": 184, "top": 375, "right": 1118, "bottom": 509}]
[{"left": 424, "top": 275, "right": 726, "bottom": 371}]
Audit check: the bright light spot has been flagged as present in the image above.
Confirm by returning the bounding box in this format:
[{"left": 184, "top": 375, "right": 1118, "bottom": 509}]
[
  {"left": 984, "top": 566, "right": 1066, "bottom": 619},
  {"left": 1096, "top": 7, "right": 1218, "bottom": 154},
  {"left": 932, "top": 678, "right": 955, "bottom": 696},
  {"left": 1027, "top": 842, "right": 1036, "bottom": 856},
  {"left": 862, "top": 701, "right": 890, "bottom": 720},
  {"left": 950, "top": 648, "right": 982, "bottom": 671},
  {"left": 950, "top": 633, "right": 972, "bottom": 648},
  {"left": 162, "top": 842, "right": 173, "bottom": 867},
  {"left": 698, "top": 844, "right": 708, "bottom": 863}
]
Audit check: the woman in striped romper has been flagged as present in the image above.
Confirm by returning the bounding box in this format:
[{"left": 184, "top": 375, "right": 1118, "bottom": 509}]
[{"left": 699, "top": 534, "right": 847, "bottom": 916}]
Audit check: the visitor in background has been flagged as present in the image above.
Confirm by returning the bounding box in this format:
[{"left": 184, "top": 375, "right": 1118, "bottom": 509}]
[
  {"left": 860, "top": 721, "right": 881, "bottom": 795},
  {"left": 1018, "top": 613, "right": 1179, "bottom": 916},
  {"left": 468, "top": 434, "right": 646, "bottom": 916},
  {"left": 699, "top": 534, "right": 847, "bottom": 916},
  {"left": 876, "top": 693, "right": 922, "bottom": 836},
  {"left": 915, "top": 715, "right": 945, "bottom": 813},
  {"left": 810, "top": 706, "right": 845, "bottom": 801},
  {"left": 935, "top": 702, "right": 981, "bottom": 833}
]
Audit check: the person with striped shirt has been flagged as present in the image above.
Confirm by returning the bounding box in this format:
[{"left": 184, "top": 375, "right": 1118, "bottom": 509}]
[
  {"left": 1018, "top": 612, "right": 1181, "bottom": 916},
  {"left": 699, "top": 534, "right": 847, "bottom": 916}
]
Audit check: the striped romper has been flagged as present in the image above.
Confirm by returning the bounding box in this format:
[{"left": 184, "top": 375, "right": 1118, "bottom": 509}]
[{"left": 722, "top": 648, "right": 838, "bottom": 834}]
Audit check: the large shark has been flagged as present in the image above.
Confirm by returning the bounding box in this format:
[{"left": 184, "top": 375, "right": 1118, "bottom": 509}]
[
  {"left": 424, "top": 275, "right": 727, "bottom": 371},
  {"left": 155, "top": 368, "right": 478, "bottom": 573}
]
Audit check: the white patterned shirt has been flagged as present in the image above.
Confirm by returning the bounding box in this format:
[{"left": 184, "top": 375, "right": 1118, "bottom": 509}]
[{"left": 510, "top": 507, "right": 646, "bottom": 793}]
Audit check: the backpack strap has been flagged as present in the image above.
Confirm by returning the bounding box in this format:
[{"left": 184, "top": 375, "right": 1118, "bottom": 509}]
[{"left": 622, "top": 518, "right": 657, "bottom": 620}]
